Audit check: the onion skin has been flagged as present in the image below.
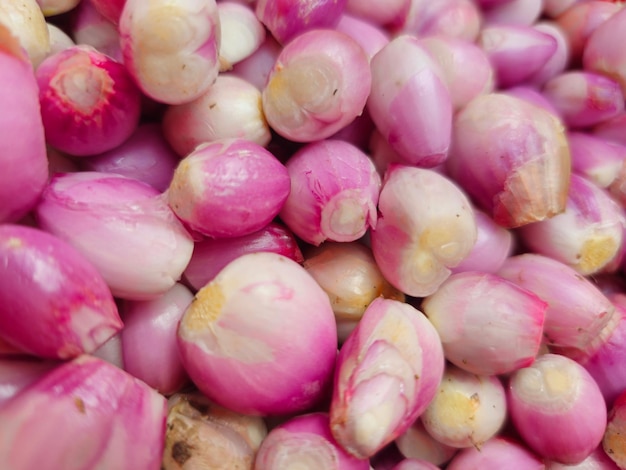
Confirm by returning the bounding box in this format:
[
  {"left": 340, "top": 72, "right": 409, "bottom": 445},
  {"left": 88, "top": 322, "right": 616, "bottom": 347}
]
[
  {"left": 184, "top": 222, "right": 303, "bottom": 291},
  {"left": 603, "top": 390, "right": 626, "bottom": 469},
  {"left": 0, "top": 24, "right": 49, "bottom": 224},
  {"left": 119, "top": 0, "right": 221, "bottom": 105},
  {"left": 370, "top": 165, "right": 477, "bottom": 297},
  {"left": 398, "top": 0, "right": 482, "bottom": 42},
  {"left": 498, "top": 254, "right": 615, "bottom": 358},
  {"left": 583, "top": 6, "right": 626, "bottom": 96},
  {"left": 542, "top": 71, "right": 625, "bottom": 129},
  {"left": 329, "top": 298, "right": 445, "bottom": 459},
  {"left": 254, "top": 412, "right": 369, "bottom": 470},
  {"left": 262, "top": 29, "right": 371, "bottom": 142},
  {"left": 446, "top": 437, "right": 545, "bottom": 470},
  {"left": 546, "top": 446, "right": 620, "bottom": 469},
  {"left": 35, "top": 172, "right": 194, "bottom": 301},
  {"left": 36, "top": 45, "right": 142, "bottom": 156},
  {"left": 0, "top": 355, "right": 167, "bottom": 470},
  {"left": 167, "top": 138, "right": 291, "bottom": 239},
  {"left": 367, "top": 35, "right": 452, "bottom": 168},
  {"left": 256, "top": 0, "right": 347, "bottom": 45},
  {"left": 120, "top": 283, "right": 193, "bottom": 395},
  {"left": 509, "top": 354, "right": 607, "bottom": 464},
  {"left": 91, "top": 0, "right": 126, "bottom": 24},
  {"left": 177, "top": 252, "right": 338, "bottom": 416},
  {"left": 82, "top": 123, "right": 180, "bottom": 192},
  {"left": 447, "top": 93, "right": 571, "bottom": 228},
  {"left": 344, "top": 0, "right": 411, "bottom": 28},
  {"left": 45, "top": 23, "right": 74, "bottom": 58},
  {"left": 527, "top": 22, "right": 570, "bottom": 87},
  {"left": 568, "top": 132, "right": 625, "bottom": 189},
  {"left": 518, "top": 174, "right": 625, "bottom": 276},
  {"left": 483, "top": 0, "right": 543, "bottom": 27},
  {"left": 0, "top": 224, "right": 122, "bottom": 360},
  {"left": 231, "top": 35, "right": 282, "bottom": 91},
  {"left": 390, "top": 459, "right": 441, "bottom": 470},
  {"left": 162, "top": 74, "right": 271, "bottom": 157},
  {"left": 422, "top": 271, "right": 546, "bottom": 376},
  {"left": 163, "top": 392, "right": 267, "bottom": 470},
  {"left": 71, "top": 0, "right": 123, "bottom": 62},
  {"left": 279, "top": 139, "right": 381, "bottom": 246},
  {"left": 217, "top": 1, "right": 266, "bottom": 69},
  {"left": 335, "top": 13, "right": 390, "bottom": 61}
]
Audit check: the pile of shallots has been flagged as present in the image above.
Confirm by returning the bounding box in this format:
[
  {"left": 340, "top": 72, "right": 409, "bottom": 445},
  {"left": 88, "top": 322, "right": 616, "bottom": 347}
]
[{"left": 3, "top": 0, "right": 626, "bottom": 469}]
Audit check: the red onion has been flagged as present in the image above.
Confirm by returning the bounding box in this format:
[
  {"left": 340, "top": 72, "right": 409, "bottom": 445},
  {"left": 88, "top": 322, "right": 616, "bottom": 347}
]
[
  {"left": 568, "top": 132, "right": 625, "bottom": 189},
  {"left": 81, "top": 123, "right": 180, "bottom": 192},
  {"left": 0, "top": 0, "right": 50, "bottom": 67},
  {"left": 162, "top": 74, "right": 271, "bottom": 157},
  {"left": 447, "top": 93, "right": 571, "bottom": 228},
  {"left": 120, "top": 283, "right": 193, "bottom": 395},
  {"left": 0, "top": 355, "right": 167, "bottom": 470},
  {"left": 279, "top": 139, "right": 380, "bottom": 245},
  {"left": 335, "top": 13, "right": 390, "bottom": 61},
  {"left": 371, "top": 165, "right": 477, "bottom": 297},
  {"left": 498, "top": 254, "right": 615, "bottom": 358},
  {"left": 71, "top": 0, "right": 123, "bottom": 63},
  {"left": 546, "top": 446, "right": 620, "bottom": 469},
  {"left": 395, "top": 419, "right": 457, "bottom": 467},
  {"left": 0, "top": 224, "right": 122, "bottom": 359},
  {"left": 483, "top": 0, "right": 543, "bottom": 26},
  {"left": 420, "top": 364, "right": 507, "bottom": 449},
  {"left": 542, "top": 71, "right": 624, "bottom": 129},
  {"left": 367, "top": 35, "right": 452, "bottom": 168},
  {"left": 329, "top": 298, "right": 445, "bottom": 459},
  {"left": 478, "top": 24, "right": 558, "bottom": 88},
  {"left": 36, "top": 45, "right": 142, "bottom": 156},
  {"left": 163, "top": 392, "right": 267, "bottom": 469},
  {"left": 254, "top": 412, "right": 369, "bottom": 469},
  {"left": 509, "top": 353, "right": 607, "bottom": 464},
  {"left": 262, "top": 29, "right": 371, "bottom": 142},
  {"left": 303, "top": 242, "right": 405, "bottom": 343},
  {"left": 217, "top": 1, "right": 266, "bottom": 69},
  {"left": 0, "top": 359, "right": 57, "bottom": 406},
  {"left": 184, "top": 222, "right": 303, "bottom": 291},
  {"left": 119, "top": 0, "right": 221, "bottom": 105},
  {"left": 450, "top": 209, "right": 514, "bottom": 274},
  {"left": 556, "top": 1, "right": 622, "bottom": 66},
  {"left": 177, "top": 252, "right": 338, "bottom": 416},
  {"left": 256, "top": 0, "right": 347, "bottom": 45},
  {"left": 583, "top": 6, "right": 626, "bottom": 96},
  {"left": 35, "top": 172, "right": 194, "bottom": 300},
  {"left": 167, "top": 138, "right": 290, "bottom": 238},
  {"left": 422, "top": 271, "right": 546, "bottom": 376},
  {"left": 446, "top": 437, "right": 545, "bottom": 470},
  {"left": 419, "top": 35, "right": 495, "bottom": 112},
  {"left": 0, "top": 24, "right": 49, "bottom": 224}
]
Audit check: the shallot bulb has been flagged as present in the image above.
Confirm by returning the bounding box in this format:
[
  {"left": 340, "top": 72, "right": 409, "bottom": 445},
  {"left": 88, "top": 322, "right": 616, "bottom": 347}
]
[
  {"left": 217, "top": 1, "right": 265, "bottom": 69},
  {"left": 119, "top": 0, "right": 221, "bottom": 105},
  {"left": 330, "top": 298, "right": 445, "bottom": 459},
  {"left": 367, "top": 35, "right": 452, "bottom": 168},
  {"left": 36, "top": 45, "right": 142, "bottom": 156},
  {"left": 446, "top": 437, "right": 545, "bottom": 470},
  {"left": 0, "top": 0, "right": 50, "bottom": 67},
  {"left": 262, "top": 29, "right": 371, "bottom": 142},
  {"left": 167, "top": 138, "right": 290, "bottom": 238},
  {"left": 279, "top": 139, "right": 381, "bottom": 246},
  {"left": 395, "top": 419, "right": 458, "bottom": 467},
  {"left": 447, "top": 93, "right": 571, "bottom": 228},
  {"left": 370, "top": 165, "right": 477, "bottom": 297},
  {"left": 177, "top": 252, "right": 338, "bottom": 416}
]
